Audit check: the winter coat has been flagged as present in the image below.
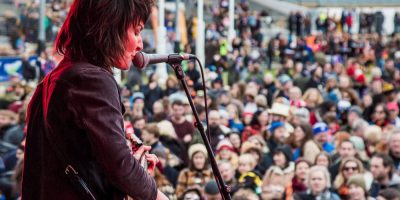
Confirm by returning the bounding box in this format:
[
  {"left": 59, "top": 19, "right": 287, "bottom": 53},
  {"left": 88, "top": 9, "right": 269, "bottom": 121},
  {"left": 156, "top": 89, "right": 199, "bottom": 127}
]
[
  {"left": 302, "top": 140, "right": 321, "bottom": 163},
  {"left": 22, "top": 59, "right": 157, "bottom": 200},
  {"left": 175, "top": 168, "right": 213, "bottom": 198}
]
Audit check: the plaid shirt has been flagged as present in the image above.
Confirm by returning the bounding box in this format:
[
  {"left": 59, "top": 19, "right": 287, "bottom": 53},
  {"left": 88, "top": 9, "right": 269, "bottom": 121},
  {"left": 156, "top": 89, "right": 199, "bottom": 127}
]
[{"left": 176, "top": 168, "right": 213, "bottom": 198}]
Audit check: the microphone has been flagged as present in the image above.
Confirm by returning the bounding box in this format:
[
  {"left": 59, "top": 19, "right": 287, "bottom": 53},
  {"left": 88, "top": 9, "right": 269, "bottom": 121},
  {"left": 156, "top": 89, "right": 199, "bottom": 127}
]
[{"left": 132, "top": 52, "right": 196, "bottom": 69}]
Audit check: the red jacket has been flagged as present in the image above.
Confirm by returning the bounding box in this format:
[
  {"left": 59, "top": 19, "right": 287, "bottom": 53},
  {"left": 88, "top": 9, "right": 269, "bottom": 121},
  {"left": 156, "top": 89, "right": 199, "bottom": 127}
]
[{"left": 22, "top": 59, "right": 157, "bottom": 200}]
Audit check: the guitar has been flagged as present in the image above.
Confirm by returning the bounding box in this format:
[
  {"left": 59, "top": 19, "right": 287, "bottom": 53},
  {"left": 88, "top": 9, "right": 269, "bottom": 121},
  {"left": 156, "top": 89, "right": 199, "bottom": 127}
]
[{"left": 126, "top": 132, "right": 148, "bottom": 170}]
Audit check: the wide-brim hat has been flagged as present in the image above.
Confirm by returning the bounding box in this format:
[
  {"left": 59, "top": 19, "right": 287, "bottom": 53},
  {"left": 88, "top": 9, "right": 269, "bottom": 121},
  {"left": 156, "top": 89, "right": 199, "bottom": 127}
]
[{"left": 268, "top": 103, "right": 290, "bottom": 117}]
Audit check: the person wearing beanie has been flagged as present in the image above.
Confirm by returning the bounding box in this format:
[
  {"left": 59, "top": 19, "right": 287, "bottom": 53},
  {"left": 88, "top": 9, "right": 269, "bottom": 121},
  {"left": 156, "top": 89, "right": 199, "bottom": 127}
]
[
  {"left": 267, "top": 121, "right": 288, "bottom": 153},
  {"left": 216, "top": 139, "right": 239, "bottom": 169},
  {"left": 347, "top": 174, "right": 375, "bottom": 200},
  {"left": 176, "top": 143, "right": 213, "bottom": 198},
  {"left": 349, "top": 136, "right": 369, "bottom": 161},
  {"left": 387, "top": 102, "right": 400, "bottom": 127},
  {"left": 312, "top": 122, "right": 335, "bottom": 154},
  {"left": 262, "top": 145, "right": 295, "bottom": 200},
  {"left": 204, "top": 180, "right": 220, "bottom": 200}
]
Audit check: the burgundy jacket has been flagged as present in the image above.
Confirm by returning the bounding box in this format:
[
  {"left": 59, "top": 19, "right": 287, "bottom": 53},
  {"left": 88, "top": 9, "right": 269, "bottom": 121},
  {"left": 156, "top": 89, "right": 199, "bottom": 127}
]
[{"left": 22, "top": 59, "right": 157, "bottom": 200}]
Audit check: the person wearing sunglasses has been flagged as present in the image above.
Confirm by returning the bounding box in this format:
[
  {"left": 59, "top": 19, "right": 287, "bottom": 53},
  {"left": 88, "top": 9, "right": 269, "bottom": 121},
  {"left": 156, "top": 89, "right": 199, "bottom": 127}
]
[{"left": 333, "top": 157, "right": 365, "bottom": 200}]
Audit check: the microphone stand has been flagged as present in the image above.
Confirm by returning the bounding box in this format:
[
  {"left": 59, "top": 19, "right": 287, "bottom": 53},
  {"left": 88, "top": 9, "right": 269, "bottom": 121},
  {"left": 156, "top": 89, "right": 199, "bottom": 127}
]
[{"left": 168, "top": 60, "right": 231, "bottom": 200}]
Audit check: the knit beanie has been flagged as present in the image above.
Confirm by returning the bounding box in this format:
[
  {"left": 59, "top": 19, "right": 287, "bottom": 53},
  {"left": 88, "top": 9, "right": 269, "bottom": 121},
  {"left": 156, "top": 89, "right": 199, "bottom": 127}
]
[
  {"left": 204, "top": 180, "right": 219, "bottom": 195},
  {"left": 216, "top": 139, "right": 235, "bottom": 154},
  {"left": 312, "top": 122, "right": 329, "bottom": 136},
  {"left": 347, "top": 174, "right": 367, "bottom": 192},
  {"left": 188, "top": 143, "right": 208, "bottom": 159}
]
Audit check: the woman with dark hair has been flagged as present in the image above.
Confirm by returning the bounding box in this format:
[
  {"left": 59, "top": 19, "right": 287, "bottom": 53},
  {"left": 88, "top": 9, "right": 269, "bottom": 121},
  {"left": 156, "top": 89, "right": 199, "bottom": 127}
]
[
  {"left": 284, "top": 158, "right": 312, "bottom": 200},
  {"left": 371, "top": 103, "right": 390, "bottom": 128},
  {"left": 176, "top": 144, "right": 213, "bottom": 198},
  {"left": 333, "top": 157, "right": 365, "bottom": 200},
  {"left": 22, "top": 0, "right": 167, "bottom": 199},
  {"left": 288, "top": 122, "right": 322, "bottom": 163}
]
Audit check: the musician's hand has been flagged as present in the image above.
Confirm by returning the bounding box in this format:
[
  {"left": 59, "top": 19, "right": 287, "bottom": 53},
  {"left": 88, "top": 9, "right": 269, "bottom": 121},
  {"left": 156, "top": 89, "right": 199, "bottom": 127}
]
[
  {"left": 145, "top": 154, "right": 159, "bottom": 175},
  {"left": 133, "top": 145, "right": 151, "bottom": 161}
]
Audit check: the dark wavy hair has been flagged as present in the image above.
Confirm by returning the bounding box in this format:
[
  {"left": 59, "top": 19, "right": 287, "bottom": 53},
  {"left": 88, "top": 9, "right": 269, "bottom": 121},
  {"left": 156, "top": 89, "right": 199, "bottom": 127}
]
[{"left": 55, "top": 0, "right": 154, "bottom": 71}]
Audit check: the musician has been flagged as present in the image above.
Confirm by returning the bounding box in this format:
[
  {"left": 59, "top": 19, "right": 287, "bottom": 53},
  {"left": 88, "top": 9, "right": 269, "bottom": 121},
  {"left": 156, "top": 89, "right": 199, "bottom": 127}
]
[{"left": 21, "top": 0, "right": 168, "bottom": 199}]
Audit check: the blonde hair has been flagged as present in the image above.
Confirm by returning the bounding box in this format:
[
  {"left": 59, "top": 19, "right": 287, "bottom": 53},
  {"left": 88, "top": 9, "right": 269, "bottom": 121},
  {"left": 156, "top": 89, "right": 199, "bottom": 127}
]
[
  {"left": 239, "top": 153, "right": 257, "bottom": 169},
  {"left": 303, "top": 88, "right": 323, "bottom": 105},
  {"left": 334, "top": 157, "right": 364, "bottom": 189},
  {"left": 307, "top": 165, "right": 331, "bottom": 189}
]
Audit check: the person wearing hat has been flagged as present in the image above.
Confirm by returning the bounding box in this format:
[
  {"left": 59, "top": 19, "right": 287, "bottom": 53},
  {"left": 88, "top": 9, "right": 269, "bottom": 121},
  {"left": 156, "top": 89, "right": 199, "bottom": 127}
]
[
  {"left": 176, "top": 143, "right": 213, "bottom": 198},
  {"left": 204, "top": 180, "right": 221, "bottom": 200},
  {"left": 387, "top": 102, "right": 400, "bottom": 127},
  {"left": 347, "top": 174, "right": 375, "bottom": 200},
  {"left": 130, "top": 92, "right": 148, "bottom": 118},
  {"left": 274, "top": 74, "right": 293, "bottom": 100},
  {"left": 216, "top": 139, "right": 239, "bottom": 169},
  {"left": 268, "top": 102, "right": 290, "bottom": 122},
  {"left": 267, "top": 121, "right": 288, "bottom": 153},
  {"left": 262, "top": 145, "right": 295, "bottom": 200},
  {"left": 312, "top": 122, "right": 335, "bottom": 154}
]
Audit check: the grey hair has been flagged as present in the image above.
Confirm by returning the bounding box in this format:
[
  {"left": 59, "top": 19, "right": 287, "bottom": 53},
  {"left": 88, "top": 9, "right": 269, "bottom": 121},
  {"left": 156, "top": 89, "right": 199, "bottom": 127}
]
[
  {"left": 351, "top": 119, "right": 369, "bottom": 132},
  {"left": 389, "top": 128, "right": 400, "bottom": 141},
  {"left": 306, "top": 165, "right": 331, "bottom": 189}
]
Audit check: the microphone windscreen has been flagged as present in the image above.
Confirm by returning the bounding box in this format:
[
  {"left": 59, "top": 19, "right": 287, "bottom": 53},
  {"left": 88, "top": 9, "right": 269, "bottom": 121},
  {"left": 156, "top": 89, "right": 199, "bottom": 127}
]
[{"left": 132, "top": 52, "right": 146, "bottom": 69}]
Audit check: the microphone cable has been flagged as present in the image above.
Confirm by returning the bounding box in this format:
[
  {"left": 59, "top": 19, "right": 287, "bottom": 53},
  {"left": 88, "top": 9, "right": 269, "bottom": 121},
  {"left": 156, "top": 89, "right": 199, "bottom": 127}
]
[{"left": 194, "top": 57, "right": 231, "bottom": 200}]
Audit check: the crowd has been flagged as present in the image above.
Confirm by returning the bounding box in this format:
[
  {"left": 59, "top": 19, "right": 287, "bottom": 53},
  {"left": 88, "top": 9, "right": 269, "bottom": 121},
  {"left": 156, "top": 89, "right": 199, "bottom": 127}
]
[
  {"left": 1, "top": 0, "right": 400, "bottom": 200},
  {"left": 288, "top": 10, "right": 400, "bottom": 37}
]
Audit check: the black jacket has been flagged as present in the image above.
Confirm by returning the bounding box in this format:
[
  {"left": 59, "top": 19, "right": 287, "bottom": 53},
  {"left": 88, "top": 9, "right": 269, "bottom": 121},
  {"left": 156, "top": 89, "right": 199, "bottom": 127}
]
[{"left": 22, "top": 59, "right": 157, "bottom": 200}]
